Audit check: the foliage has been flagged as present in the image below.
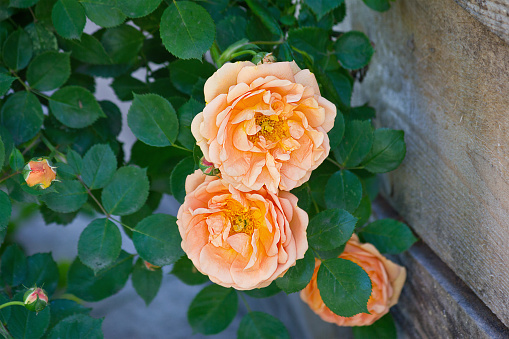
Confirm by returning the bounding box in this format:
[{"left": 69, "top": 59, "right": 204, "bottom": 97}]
[{"left": 0, "top": 0, "right": 413, "bottom": 338}]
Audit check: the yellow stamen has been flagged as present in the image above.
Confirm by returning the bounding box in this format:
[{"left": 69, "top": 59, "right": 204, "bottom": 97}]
[
  {"left": 249, "top": 114, "right": 290, "bottom": 144},
  {"left": 223, "top": 199, "right": 262, "bottom": 236}
]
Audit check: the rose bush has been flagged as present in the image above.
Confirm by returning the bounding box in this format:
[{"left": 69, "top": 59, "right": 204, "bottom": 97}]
[
  {"left": 300, "top": 234, "right": 406, "bottom": 326},
  {"left": 177, "top": 170, "right": 308, "bottom": 290},
  {"left": 192, "top": 61, "right": 336, "bottom": 193}
]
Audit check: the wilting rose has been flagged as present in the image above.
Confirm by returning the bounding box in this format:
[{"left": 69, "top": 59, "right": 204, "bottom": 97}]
[
  {"left": 23, "top": 158, "right": 57, "bottom": 189},
  {"left": 177, "top": 170, "right": 308, "bottom": 290},
  {"left": 300, "top": 234, "right": 406, "bottom": 326},
  {"left": 191, "top": 61, "right": 336, "bottom": 193}
]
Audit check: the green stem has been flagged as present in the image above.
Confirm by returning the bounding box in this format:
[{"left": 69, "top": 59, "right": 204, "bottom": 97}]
[
  {"left": 10, "top": 71, "right": 30, "bottom": 91},
  {"left": 171, "top": 144, "right": 193, "bottom": 153},
  {"left": 239, "top": 292, "right": 252, "bottom": 313},
  {"left": 0, "top": 171, "right": 21, "bottom": 185},
  {"left": 305, "top": 182, "right": 320, "bottom": 215},
  {"left": 77, "top": 177, "right": 110, "bottom": 217},
  {"left": 249, "top": 40, "right": 284, "bottom": 46},
  {"left": 326, "top": 157, "right": 342, "bottom": 169},
  {"left": 22, "top": 135, "right": 41, "bottom": 155},
  {"left": 40, "top": 135, "right": 65, "bottom": 158},
  {"left": 0, "top": 321, "right": 12, "bottom": 339},
  {"left": 0, "top": 301, "right": 25, "bottom": 310}
]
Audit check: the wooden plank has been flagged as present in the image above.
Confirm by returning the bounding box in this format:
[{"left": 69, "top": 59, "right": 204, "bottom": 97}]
[
  {"left": 373, "top": 199, "right": 509, "bottom": 338},
  {"left": 454, "top": 0, "right": 509, "bottom": 44},
  {"left": 343, "top": 0, "right": 509, "bottom": 326}
]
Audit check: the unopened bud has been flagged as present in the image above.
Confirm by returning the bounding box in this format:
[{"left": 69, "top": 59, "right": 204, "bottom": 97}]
[
  {"left": 23, "top": 287, "right": 48, "bottom": 312},
  {"left": 144, "top": 261, "right": 161, "bottom": 271},
  {"left": 199, "top": 157, "right": 220, "bottom": 176},
  {"left": 252, "top": 52, "right": 277, "bottom": 65},
  {"left": 23, "top": 158, "right": 57, "bottom": 189}
]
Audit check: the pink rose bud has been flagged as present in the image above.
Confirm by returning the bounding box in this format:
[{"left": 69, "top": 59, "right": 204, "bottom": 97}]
[
  {"left": 143, "top": 261, "right": 161, "bottom": 271},
  {"left": 23, "top": 287, "right": 48, "bottom": 312},
  {"left": 23, "top": 158, "right": 57, "bottom": 189},
  {"left": 198, "top": 157, "right": 220, "bottom": 177}
]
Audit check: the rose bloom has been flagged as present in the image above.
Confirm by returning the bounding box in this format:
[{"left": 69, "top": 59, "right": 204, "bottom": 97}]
[
  {"left": 300, "top": 234, "right": 406, "bottom": 326},
  {"left": 176, "top": 170, "right": 308, "bottom": 290},
  {"left": 23, "top": 158, "right": 57, "bottom": 189},
  {"left": 191, "top": 61, "right": 336, "bottom": 193}
]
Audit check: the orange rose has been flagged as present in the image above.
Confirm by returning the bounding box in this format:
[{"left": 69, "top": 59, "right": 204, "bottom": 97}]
[
  {"left": 176, "top": 170, "right": 308, "bottom": 290},
  {"left": 191, "top": 61, "right": 336, "bottom": 193},
  {"left": 300, "top": 235, "right": 406, "bottom": 326},
  {"left": 23, "top": 158, "right": 57, "bottom": 189}
]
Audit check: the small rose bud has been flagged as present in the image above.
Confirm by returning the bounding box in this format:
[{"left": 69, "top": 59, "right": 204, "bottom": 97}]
[
  {"left": 23, "top": 158, "right": 57, "bottom": 189},
  {"left": 143, "top": 261, "right": 161, "bottom": 271},
  {"left": 23, "top": 287, "right": 48, "bottom": 312},
  {"left": 199, "top": 157, "right": 220, "bottom": 176}
]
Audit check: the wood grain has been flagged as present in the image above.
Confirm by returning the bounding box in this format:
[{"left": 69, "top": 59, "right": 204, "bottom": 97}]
[
  {"left": 454, "top": 0, "right": 509, "bottom": 44},
  {"left": 344, "top": 0, "right": 509, "bottom": 327}
]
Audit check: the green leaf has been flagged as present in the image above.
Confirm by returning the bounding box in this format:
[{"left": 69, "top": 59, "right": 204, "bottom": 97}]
[
  {"left": 127, "top": 93, "right": 179, "bottom": 147},
  {"left": 304, "top": 0, "right": 345, "bottom": 20},
  {"left": 243, "top": 281, "right": 281, "bottom": 299},
  {"left": 117, "top": 0, "right": 162, "bottom": 18},
  {"left": 67, "top": 250, "right": 132, "bottom": 301},
  {"left": 0, "top": 137, "right": 4, "bottom": 171},
  {"left": 2, "top": 29, "right": 33, "bottom": 70},
  {"left": 9, "top": 148, "right": 23, "bottom": 171},
  {"left": 276, "top": 249, "right": 315, "bottom": 294},
  {"left": 307, "top": 209, "right": 357, "bottom": 251},
  {"left": 325, "top": 170, "right": 363, "bottom": 213},
  {"left": 317, "top": 258, "right": 372, "bottom": 317},
  {"left": 352, "top": 313, "right": 397, "bottom": 339},
  {"left": 47, "top": 314, "right": 103, "bottom": 339},
  {"left": 170, "top": 156, "right": 195, "bottom": 204},
  {"left": 313, "top": 244, "right": 346, "bottom": 260},
  {"left": 52, "top": 0, "right": 86, "bottom": 40},
  {"left": 41, "top": 205, "right": 78, "bottom": 225},
  {"left": 46, "top": 299, "right": 91, "bottom": 334},
  {"left": 335, "top": 31, "right": 374, "bottom": 70},
  {"left": 27, "top": 51, "right": 71, "bottom": 91},
  {"left": 354, "top": 194, "right": 371, "bottom": 228},
  {"left": 8, "top": 302, "right": 50, "bottom": 339},
  {"left": 188, "top": 284, "right": 238, "bottom": 335},
  {"left": 245, "top": 0, "right": 282, "bottom": 37},
  {"left": 26, "top": 252, "right": 59, "bottom": 296},
  {"left": 216, "top": 16, "right": 248, "bottom": 51},
  {"left": 80, "top": 0, "right": 126, "bottom": 28},
  {"left": 238, "top": 312, "right": 290, "bottom": 339},
  {"left": 177, "top": 98, "right": 203, "bottom": 149},
  {"left": 0, "top": 244, "right": 26, "bottom": 286},
  {"left": 362, "top": 0, "right": 393, "bottom": 12},
  {"left": 328, "top": 71, "right": 352, "bottom": 109},
  {"left": 328, "top": 111, "right": 344, "bottom": 150},
  {"left": 0, "top": 73, "right": 15, "bottom": 96},
  {"left": 101, "top": 166, "right": 149, "bottom": 216},
  {"left": 50, "top": 86, "right": 105, "bottom": 129},
  {"left": 132, "top": 214, "right": 184, "bottom": 267},
  {"left": 359, "top": 219, "right": 417, "bottom": 254},
  {"left": 81, "top": 144, "right": 117, "bottom": 189},
  {"left": 41, "top": 180, "right": 88, "bottom": 213},
  {"left": 0, "top": 293, "right": 10, "bottom": 324},
  {"left": 9, "top": 0, "right": 40, "bottom": 8},
  {"left": 111, "top": 75, "right": 149, "bottom": 101},
  {"left": 62, "top": 33, "right": 112, "bottom": 64},
  {"left": 362, "top": 129, "right": 406, "bottom": 173},
  {"left": 334, "top": 119, "right": 373, "bottom": 168},
  {"left": 169, "top": 59, "right": 215, "bottom": 96},
  {"left": 1, "top": 91, "right": 43, "bottom": 144},
  {"left": 67, "top": 148, "right": 82, "bottom": 175},
  {"left": 101, "top": 25, "right": 144, "bottom": 63},
  {"left": 350, "top": 104, "right": 376, "bottom": 120},
  {"left": 132, "top": 258, "right": 162, "bottom": 305},
  {"left": 160, "top": 1, "right": 215, "bottom": 60},
  {"left": 78, "top": 218, "right": 121, "bottom": 272},
  {"left": 25, "top": 22, "right": 58, "bottom": 55},
  {"left": 171, "top": 256, "right": 208, "bottom": 285},
  {"left": 287, "top": 27, "right": 328, "bottom": 66}
]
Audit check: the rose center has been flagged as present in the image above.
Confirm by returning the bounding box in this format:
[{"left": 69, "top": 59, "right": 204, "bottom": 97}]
[
  {"left": 223, "top": 199, "right": 262, "bottom": 236},
  {"left": 249, "top": 114, "right": 289, "bottom": 143}
]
